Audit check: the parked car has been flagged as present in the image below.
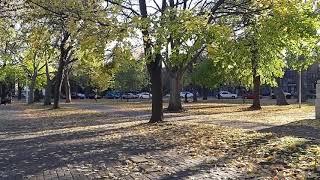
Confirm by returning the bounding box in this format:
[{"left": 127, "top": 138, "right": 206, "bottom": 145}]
[
  {"left": 87, "top": 93, "right": 102, "bottom": 99},
  {"left": 105, "top": 92, "right": 120, "bottom": 99},
  {"left": 271, "top": 92, "right": 292, "bottom": 99},
  {"left": 243, "top": 93, "right": 262, "bottom": 99},
  {"left": 122, "top": 93, "right": 138, "bottom": 99},
  {"left": 77, "top": 93, "right": 86, "bottom": 99},
  {"left": 71, "top": 92, "right": 85, "bottom": 99},
  {"left": 217, "top": 91, "right": 237, "bottom": 99},
  {"left": 137, "top": 92, "right": 152, "bottom": 99},
  {"left": 180, "top": 92, "right": 193, "bottom": 98}
]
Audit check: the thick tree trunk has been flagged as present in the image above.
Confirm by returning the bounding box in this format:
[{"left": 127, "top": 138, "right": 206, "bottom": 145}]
[
  {"left": 53, "top": 59, "right": 64, "bottom": 109},
  {"left": 250, "top": 42, "right": 261, "bottom": 110},
  {"left": 53, "top": 31, "right": 71, "bottom": 109},
  {"left": 64, "top": 69, "right": 71, "bottom": 103},
  {"left": 34, "top": 89, "right": 41, "bottom": 102},
  {"left": 44, "top": 82, "right": 52, "bottom": 105},
  {"left": 18, "top": 82, "right": 22, "bottom": 100},
  {"left": 167, "top": 72, "right": 183, "bottom": 112},
  {"left": 203, "top": 86, "right": 208, "bottom": 100},
  {"left": 44, "top": 61, "right": 52, "bottom": 106},
  {"left": 275, "top": 78, "right": 289, "bottom": 105},
  {"left": 251, "top": 75, "right": 261, "bottom": 109},
  {"left": 297, "top": 71, "right": 307, "bottom": 102},
  {"left": 28, "top": 75, "right": 36, "bottom": 104},
  {"left": 148, "top": 54, "right": 163, "bottom": 123},
  {"left": 193, "top": 87, "right": 198, "bottom": 102},
  {"left": 0, "top": 83, "right": 6, "bottom": 101},
  {"left": 139, "top": 0, "right": 163, "bottom": 123}
]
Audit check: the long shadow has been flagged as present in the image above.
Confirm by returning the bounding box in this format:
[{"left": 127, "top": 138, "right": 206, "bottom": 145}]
[
  {"left": 0, "top": 122, "right": 182, "bottom": 177},
  {"left": 0, "top": 109, "right": 151, "bottom": 134},
  {"left": 259, "top": 119, "right": 320, "bottom": 140},
  {"left": 160, "top": 133, "right": 275, "bottom": 179},
  {"left": 177, "top": 118, "right": 274, "bottom": 130},
  {"left": 184, "top": 105, "right": 236, "bottom": 110},
  {"left": 160, "top": 131, "right": 319, "bottom": 179}
]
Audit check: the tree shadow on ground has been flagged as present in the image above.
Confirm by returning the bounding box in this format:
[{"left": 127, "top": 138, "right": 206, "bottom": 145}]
[
  {"left": 0, "top": 122, "right": 182, "bottom": 177},
  {"left": 160, "top": 131, "right": 319, "bottom": 179},
  {"left": 183, "top": 104, "right": 236, "bottom": 110},
  {"left": 259, "top": 119, "right": 320, "bottom": 140},
  {"left": 178, "top": 118, "right": 274, "bottom": 130}
]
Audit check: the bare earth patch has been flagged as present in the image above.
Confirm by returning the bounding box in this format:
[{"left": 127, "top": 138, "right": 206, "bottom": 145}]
[{"left": 0, "top": 100, "right": 319, "bottom": 179}]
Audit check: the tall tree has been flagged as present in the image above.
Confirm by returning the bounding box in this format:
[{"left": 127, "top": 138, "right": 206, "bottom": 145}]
[
  {"left": 25, "top": 0, "right": 119, "bottom": 108},
  {"left": 228, "top": 0, "right": 319, "bottom": 109},
  {"left": 21, "top": 26, "right": 52, "bottom": 104}
]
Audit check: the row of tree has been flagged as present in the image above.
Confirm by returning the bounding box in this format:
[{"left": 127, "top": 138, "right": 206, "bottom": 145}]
[{"left": 0, "top": 0, "right": 319, "bottom": 123}]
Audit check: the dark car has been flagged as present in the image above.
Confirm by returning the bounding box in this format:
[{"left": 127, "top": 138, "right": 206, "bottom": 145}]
[
  {"left": 87, "top": 93, "right": 102, "bottom": 99},
  {"left": 243, "top": 93, "right": 262, "bottom": 99},
  {"left": 71, "top": 93, "right": 86, "bottom": 99},
  {"left": 271, "top": 92, "right": 292, "bottom": 99}
]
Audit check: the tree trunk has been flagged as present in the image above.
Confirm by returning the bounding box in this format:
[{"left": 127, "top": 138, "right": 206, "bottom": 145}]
[
  {"left": 193, "top": 88, "right": 198, "bottom": 102},
  {"left": 148, "top": 54, "right": 163, "bottom": 123},
  {"left": 44, "top": 81, "right": 52, "bottom": 105},
  {"left": 297, "top": 71, "right": 307, "bottom": 102},
  {"left": 250, "top": 42, "right": 261, "bottom": 110},
  {"left": 18, "top": 82, "right": 22, "bottom": 100},
  {"left": 44, "top": 61, "right": 52, "bottom": 106},
  {"left": 167, "top": 72, "right": 183, "bottom": 112},
  {"left": 64, "top": 69, "right": 71, "bottom": 103},
  {"left": 139, "top": 0, "right": 163, "bottom": 123},
  {"left": 0, "top": 83, "right": 6, "bottom": 101},
  {"left": 251, "top": 75, "right": 261, "bottom": 109},
  {"left": 53, "top": 31, "right": 71, "bottom": 109},
  {"left": 34, "top": 89, "right": 41, "bottom": 102},
  {"left": 203, "top": 86, "right": 208, "bottom": 100},
  {"left": 275, "top": 78, "right": 289, "bottom": 105},
  {"left": 28, "top": 75, "right": 36, "bottom": 104},
  {"left": 53, "top": 59, "right": 65, "bottom": 109}
]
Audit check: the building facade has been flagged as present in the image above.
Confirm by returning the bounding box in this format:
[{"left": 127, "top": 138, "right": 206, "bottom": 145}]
[{"left": 281, "top": 63, "right": 319, "bottom": 98}]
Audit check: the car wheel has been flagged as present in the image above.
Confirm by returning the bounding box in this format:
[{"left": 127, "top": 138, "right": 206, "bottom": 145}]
[{"left": 232, "top": 96, "right": 235, "bottom": 99}]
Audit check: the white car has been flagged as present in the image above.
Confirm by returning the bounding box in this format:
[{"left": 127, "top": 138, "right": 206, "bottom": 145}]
[
  {"left": 122, "top": 93, "right": 138, "bottom": 99},
  {"left": 138, "top": 92, "right": 152, "bottom": 99},
  {"left": 180, "top": 92, "right": 193, "bottom": 98},
  {"left": 217, "top": 91, "right": 237, "bottom": 99}
]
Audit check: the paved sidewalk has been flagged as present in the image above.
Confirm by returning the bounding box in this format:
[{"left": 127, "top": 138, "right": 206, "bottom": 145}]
[{"left": 0, "top": 102, "right": 318, "bottom": 179}]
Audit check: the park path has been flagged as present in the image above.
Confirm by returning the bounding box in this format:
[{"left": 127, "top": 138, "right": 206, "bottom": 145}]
[{"left": 0, "top": 101, "right": 318, "bottom": 179}]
